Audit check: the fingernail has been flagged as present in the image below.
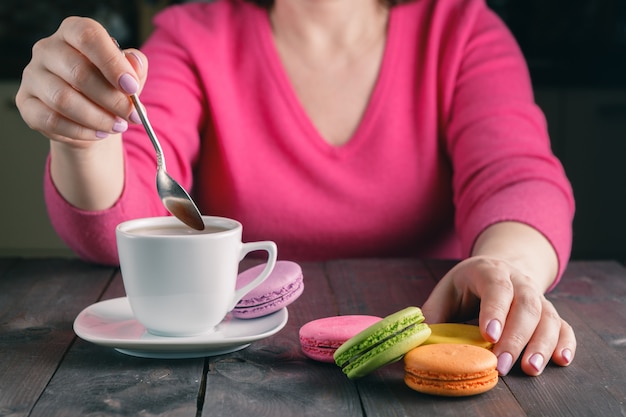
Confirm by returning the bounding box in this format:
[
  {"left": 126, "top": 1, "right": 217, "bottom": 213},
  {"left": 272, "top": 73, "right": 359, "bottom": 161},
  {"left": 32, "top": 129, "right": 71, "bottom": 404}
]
[
  {"left": 129, "top": 110, "right": 142, "bottom": 124},
  {"left": 96, "top": 130, "right": 109, "bottom": 139},
  {"left": 529, "top": 353, "right": 544, "bottom": 373},
  {"left": 562, "top": 348, "right": 572, "bottom": 364},
  {"left": 486, "top": 319, "right": 502, "bottom": 342},
  {"left": 119, "top": 73, "right": 139, "bottom": 95},
  {"left": 112, "top": 117, "right": 128, "bottom": 133},
  {"left": 128, "top": 51, "right": 144, "bottom": 69},
  {"left": 497, "top": 352, "right": 513, "bottom": 376}
]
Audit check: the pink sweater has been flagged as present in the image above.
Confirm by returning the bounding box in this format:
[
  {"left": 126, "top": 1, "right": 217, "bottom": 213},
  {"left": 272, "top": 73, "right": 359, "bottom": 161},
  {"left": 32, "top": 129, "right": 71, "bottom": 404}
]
[{"left": 45, "top": 0, "right": 574, "bottom": 279}]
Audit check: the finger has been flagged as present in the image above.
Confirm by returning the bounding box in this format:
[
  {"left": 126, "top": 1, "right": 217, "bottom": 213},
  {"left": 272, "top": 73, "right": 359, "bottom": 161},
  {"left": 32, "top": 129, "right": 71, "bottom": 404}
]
[
  {"left": 58, "top": 17, "right": 140, "bottom": 95},
  {"left": 423, "top": 259, "right": 498, "bottom": 325},
  {"left": 491, "top": 280, "right": 542, "bottom": 376},
  {"left": 552, "top": 318, "right": 576, "bottom": 367},
  {"left": 123, "top": 50, "right": 149, "bottom": 124},
  {"left": 123, "top": 49, "right": 148, "bottom": 89},
  {"left": 19, "top": 95, "right": 119, "bottom": 143},
  {"left": 473, "top": 263, "right": 515, "bottom": 344},
  {"left": 29, "top": 29, "right": 134, "bottom": 123},
  {"left": 518, "top": 298, "right": 561, "bottom": 376},
  {"left": 23, "top": 65, "right": 126, "bottom": 137}
]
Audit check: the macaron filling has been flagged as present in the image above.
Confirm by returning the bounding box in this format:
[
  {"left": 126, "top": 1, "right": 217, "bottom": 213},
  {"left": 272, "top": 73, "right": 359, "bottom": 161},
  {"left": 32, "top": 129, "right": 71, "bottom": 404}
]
[
  {"left": 233, "top": 261, "right": 304, "bottom": 319},
  {"left": 334, "top": 307, "right": 431, "bottom": 379},
  {"left": 235, "top": 278, "right": 303, "bottom": 308},
  {"left": 336, "top": 321, "right": 425, "bottom": 370}
]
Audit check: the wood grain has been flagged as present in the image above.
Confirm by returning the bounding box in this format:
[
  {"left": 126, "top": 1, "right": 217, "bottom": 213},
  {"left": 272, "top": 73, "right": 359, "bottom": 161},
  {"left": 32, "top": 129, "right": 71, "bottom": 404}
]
[
  {"left": 29, "top": 269, "right": 206, "bottom": 417},
  {"left": 0, "top": 258, "right": 115, "bottom": 417},
  {"left": 200, "top": 261, "right": 363, "bottom": 416},
  {"left": 1, "top": 258, "right": 625, "bottom": 417},
  {"left": 30, "top": 342, "right": 205, "bottom": 417},
  {"left": 501, "top": 261, "right": 626, "bottom": 417}
]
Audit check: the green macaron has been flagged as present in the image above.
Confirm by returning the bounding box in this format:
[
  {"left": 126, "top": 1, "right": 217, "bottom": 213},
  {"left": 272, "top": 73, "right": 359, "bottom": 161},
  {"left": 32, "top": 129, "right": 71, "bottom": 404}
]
[{"left": 333, "top": 306, "right": 431, "bottom": 379}]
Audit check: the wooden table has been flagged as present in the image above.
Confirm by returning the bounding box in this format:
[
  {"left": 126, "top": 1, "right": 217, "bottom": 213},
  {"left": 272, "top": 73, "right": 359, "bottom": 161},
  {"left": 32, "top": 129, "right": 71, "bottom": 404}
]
[{"left": 1, "top": 257, "right": 625, "bottom": 416}]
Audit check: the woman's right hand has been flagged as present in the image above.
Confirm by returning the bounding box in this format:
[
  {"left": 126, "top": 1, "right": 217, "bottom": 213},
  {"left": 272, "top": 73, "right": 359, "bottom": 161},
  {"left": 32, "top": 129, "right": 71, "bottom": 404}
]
[{"left": 16, "top": 16, "right": 148, "bottom": 148}]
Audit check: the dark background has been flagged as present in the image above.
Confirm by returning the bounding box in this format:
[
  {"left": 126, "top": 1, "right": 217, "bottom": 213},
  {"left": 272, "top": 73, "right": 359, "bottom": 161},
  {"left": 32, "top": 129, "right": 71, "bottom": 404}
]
[
  {"left": 1, "top": 0, "right": 625, "bottom": 261},
  {"left": 2, "top": 0, "right": 625, "bottom": 84},
  {"left": 488, "top": 0, "right": 626, "bottom": 87}
]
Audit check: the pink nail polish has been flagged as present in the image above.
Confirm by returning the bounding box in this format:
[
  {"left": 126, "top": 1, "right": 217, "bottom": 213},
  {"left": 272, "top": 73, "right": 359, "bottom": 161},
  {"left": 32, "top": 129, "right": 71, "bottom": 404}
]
[
  {"left": 529, "top": 353, "right": 544, "bottom": 373},
  {"left": 562, "top": 348, "right": 572, "bottom": 364},
  {"left": 119, "top": 73, "right": 139, "bottom": 95},
  {"left": 497, "top": 352, "right": 513, "bottom": 375},
  {"left": 96, "top": 131, "right": 109, "bottom": 139},
  {"left": 112, "top": 118, "right": 128, "bottom": 133},
  {"left": 129, "top": 110, "right": 142, "bottom": 124},
  {"left": 486, "top": 319, "right": 502, "bottom": 342}
]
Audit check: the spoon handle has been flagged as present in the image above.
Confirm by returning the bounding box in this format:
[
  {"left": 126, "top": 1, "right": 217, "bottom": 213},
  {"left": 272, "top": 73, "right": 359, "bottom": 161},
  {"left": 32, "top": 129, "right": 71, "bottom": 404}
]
[{"left": 130, "top": 94, "right": 166, "bottom": 170}]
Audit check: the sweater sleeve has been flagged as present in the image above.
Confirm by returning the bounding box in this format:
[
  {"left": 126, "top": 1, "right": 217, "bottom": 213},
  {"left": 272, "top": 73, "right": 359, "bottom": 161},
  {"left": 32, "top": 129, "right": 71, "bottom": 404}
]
[
  {"left": 43, "top": 148, "right": 166, "bottom": 265},
  {"left": 439, "top": 1, "right": 575, "bottom": 287}
]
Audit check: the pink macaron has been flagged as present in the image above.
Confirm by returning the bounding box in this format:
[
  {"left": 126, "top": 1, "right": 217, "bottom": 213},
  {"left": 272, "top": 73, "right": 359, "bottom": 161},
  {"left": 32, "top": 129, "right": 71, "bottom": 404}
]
[
  {"left": 299, "top": 315, "right": 383, "bottom": 363},
  {"left": 233, "top": 261, "right": 304, "bottom": 319}
]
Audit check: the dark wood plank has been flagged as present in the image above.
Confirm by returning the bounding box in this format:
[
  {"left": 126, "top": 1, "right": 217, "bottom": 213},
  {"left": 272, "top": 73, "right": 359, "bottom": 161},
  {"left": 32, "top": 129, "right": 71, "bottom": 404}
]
[
  {"left": 4, "top": 258, "right": 624, "bottom": 417},
  {"left": 326, "top": 258, "right": 438, "bottom": 316},
  {"left": 29, "top": 269, "right": 206, "bottom": 417},
  {"left": 200, "top": 261, "right": 363, "bottom": 416},
  {"left": 0, "top": 258, "right": 116, "bottom": 417},
  {"left": 30, "top": 341, "right": 205, "bottom": 417},
  {"left": 501, "top": 300, "right": 626, "bottom": 417},
  {"left": 423, "top": 259, "right": 458, "bottom": 283},
  {"left": 551, "top": 261, "right": 626, "bottom": 347},
  {"left": 325, "top": 258, "right": 528, "bottom": 417},
  {"left": 498, "top": 261, "right": 626, "bottom": 417}
]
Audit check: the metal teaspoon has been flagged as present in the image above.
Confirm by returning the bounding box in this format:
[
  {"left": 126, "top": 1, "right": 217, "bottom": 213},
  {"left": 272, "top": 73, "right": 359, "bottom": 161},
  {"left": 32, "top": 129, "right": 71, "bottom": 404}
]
[{"left": 129, "top": 94, "right": 205, "bottom": 231}]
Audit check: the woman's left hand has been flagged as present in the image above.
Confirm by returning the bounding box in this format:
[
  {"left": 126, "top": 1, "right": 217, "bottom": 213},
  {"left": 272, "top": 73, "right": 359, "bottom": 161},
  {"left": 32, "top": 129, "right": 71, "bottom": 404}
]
[{"left": 421, "top": 256, "right": 576, "bottom": 376}]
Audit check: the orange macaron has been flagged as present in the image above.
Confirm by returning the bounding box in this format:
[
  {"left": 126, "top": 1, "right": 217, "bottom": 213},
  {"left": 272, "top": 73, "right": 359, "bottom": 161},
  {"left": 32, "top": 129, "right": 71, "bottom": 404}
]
[{"left": 404, "top": 343, "right": 498, "bottom": 396}]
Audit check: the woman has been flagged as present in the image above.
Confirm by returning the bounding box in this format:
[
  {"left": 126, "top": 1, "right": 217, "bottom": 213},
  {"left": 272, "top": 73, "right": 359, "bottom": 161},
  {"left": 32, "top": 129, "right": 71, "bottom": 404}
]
[{"left": 16, "top": 0, "right": 576, "bottom": 376}]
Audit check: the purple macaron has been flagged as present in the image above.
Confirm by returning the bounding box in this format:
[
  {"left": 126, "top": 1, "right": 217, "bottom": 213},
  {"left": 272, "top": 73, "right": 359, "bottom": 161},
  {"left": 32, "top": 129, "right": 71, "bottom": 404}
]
[{"left": 232, "top": 261, "right": 304, "bottom": 319}]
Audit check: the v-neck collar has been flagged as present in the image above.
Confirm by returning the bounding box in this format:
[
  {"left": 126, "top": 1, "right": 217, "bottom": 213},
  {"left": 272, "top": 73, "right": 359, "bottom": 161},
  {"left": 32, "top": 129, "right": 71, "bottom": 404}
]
[{"left": 253, "top": 5, "right": 401, "bottom": 156}]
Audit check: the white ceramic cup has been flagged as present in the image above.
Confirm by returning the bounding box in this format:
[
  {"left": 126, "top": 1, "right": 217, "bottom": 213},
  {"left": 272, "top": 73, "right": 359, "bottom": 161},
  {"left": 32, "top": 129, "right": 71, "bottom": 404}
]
[{"left": 116, "top": 216, "right": 277, "bottom": 337}]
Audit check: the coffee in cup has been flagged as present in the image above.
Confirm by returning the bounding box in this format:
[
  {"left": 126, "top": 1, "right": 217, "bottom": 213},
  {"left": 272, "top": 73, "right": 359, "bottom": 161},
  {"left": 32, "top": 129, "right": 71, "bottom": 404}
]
[{"left": 116, "top": 216, "right": 277, "bottom": 336}]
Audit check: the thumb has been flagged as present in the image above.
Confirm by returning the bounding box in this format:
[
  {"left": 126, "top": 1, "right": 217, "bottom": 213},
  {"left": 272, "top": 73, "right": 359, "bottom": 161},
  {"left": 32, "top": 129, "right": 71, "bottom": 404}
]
[{"left": 421, "top": 281, "right": 458, "bottom": 324}]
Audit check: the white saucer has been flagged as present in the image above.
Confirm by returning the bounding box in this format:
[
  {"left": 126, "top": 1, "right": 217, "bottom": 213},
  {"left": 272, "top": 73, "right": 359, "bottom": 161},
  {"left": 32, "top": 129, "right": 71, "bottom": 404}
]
[{"left": 73, "top": 297, "right": 288, "bottom": 359}]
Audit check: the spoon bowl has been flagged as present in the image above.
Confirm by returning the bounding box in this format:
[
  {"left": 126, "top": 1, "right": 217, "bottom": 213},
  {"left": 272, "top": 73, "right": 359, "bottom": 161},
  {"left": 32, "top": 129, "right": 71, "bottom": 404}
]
[{"left": 130, "top": 94, "right": 204, "bottom": 231}]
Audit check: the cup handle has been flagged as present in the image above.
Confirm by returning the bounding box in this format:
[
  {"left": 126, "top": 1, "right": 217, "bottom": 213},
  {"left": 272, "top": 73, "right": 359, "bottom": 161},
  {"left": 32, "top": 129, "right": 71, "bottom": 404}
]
[{"left": 228, "top": 241, "right": 278, "bottom": 311}]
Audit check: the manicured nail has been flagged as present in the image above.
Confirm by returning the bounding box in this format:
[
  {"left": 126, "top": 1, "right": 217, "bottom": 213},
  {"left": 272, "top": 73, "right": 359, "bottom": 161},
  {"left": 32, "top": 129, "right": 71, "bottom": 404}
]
[
  {"left": 95, "top": 131, "right": 109, "bottom": 139},
  {"left": 486, "top": 319, "right": 502, "bottom": 342},
  {"left": 119, "top": 73, "right": 139, "bottom": 95},
  {"left": 129, "top": 110, "right": 142, "bottom": 124},
  {"left": 112, "top": 117, "right": 128, "bottom": 133},
  {"left": 562, "top": 348, "right": 572, "bottom": 364},
  {"left": 128, "top": 52, "right": 144, "bottom": 69},
  {"left": 529, "top": 353, "right": 544, "bottom": 373},
  {"left": 497, "top": 352, "right": 513, "bottom": 375}
]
